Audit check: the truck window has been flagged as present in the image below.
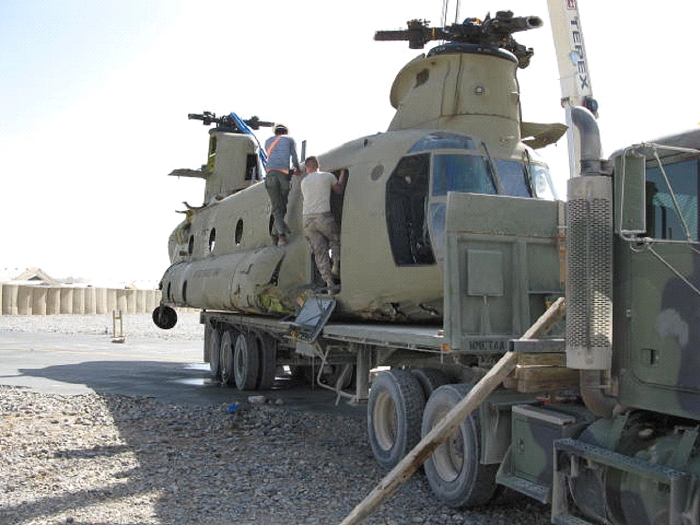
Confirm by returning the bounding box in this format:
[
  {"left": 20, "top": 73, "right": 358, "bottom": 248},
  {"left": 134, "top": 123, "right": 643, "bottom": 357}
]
[
  {"left": 432, "top": 154, "right": 496, "bottom": 196},
  {"left": 646, "top": 159, "right": 699, "bottom": 241}
]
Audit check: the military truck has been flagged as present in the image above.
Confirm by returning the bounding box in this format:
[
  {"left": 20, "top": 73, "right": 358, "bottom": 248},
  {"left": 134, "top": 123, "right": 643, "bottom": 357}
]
[{"left": 153, "top": 7, "right": 700, "bottom": 524}]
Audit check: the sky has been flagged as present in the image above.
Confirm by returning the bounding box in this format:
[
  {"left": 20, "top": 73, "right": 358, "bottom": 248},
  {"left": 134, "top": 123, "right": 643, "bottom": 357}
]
[{"left": 1, "top": 0, "right": 698, "bottom": 285}]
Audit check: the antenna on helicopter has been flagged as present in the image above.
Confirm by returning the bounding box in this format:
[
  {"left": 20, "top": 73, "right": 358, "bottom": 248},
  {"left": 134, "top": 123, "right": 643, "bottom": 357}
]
[{"left": 374, "top": 11, "right": 542, "bottom": 68}]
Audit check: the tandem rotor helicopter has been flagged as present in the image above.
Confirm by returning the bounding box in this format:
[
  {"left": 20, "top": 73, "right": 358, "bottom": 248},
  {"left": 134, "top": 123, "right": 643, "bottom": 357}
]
[{"left": 153, "top": 10, "right": 565, "bottom": 327}]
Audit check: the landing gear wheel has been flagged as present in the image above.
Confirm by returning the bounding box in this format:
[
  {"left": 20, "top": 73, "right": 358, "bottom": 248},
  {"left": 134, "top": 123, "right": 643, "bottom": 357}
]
[
  {"left": 254, "top": 331, "right": 277, "bottom": 390},
  {"left": 208, "top": 326, "right": 222, "bottom": 381},
  {"left": 219, "top": 329, "right": 239, "bottom": 386},
  {"left": 367, "top": 369, "right": 425, "bottom": 469},
  {"left": 152, "top": 305, "right": 177, "bottom": 329},
  {"left": 421, "top": 383, "right": 499, "bottom": 508},
  {"left": 411, "top": 367, "right": 449, "bottom": 398},
  {"left": 233, "top": 332, "right": 259, "bottom": 390}
]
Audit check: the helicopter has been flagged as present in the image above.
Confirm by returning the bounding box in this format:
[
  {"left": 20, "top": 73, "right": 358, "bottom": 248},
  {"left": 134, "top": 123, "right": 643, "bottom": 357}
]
[{"left": 156, "top": 11, "right": 565, "bottom": 325}]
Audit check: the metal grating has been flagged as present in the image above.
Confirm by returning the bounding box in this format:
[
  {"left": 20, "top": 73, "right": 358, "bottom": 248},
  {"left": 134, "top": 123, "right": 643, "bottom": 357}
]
[{"left": 566, "top": 177, "right": 613, "bottom": 369}]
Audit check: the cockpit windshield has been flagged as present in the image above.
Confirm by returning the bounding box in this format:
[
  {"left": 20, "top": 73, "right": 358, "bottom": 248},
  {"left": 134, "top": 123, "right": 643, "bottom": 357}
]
[
  {"left": 494, "top": 160, "right": 532, "bottom": 197},
  {"left": 386, "top": 133, "right": 557, "bottom": 267},
  {"left": 529, "top": 162, "right": 557, "bottom": 200},
  {"left": 432, "top": 154, "right": 497, "bottom": 196}
]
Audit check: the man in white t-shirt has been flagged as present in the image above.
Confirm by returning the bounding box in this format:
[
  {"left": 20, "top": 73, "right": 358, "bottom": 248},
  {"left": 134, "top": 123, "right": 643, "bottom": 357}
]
[{"left": 300, "top": 156, "right": 347, "bottom": 292}]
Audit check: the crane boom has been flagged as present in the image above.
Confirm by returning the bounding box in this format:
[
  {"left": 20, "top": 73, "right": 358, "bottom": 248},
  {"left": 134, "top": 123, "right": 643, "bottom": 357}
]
[
  {"left": 547, "top": 0, "right": 595, "bottom": 110},
  {"left": 546, "top": 0, "right": 599, "bottom": 177}
]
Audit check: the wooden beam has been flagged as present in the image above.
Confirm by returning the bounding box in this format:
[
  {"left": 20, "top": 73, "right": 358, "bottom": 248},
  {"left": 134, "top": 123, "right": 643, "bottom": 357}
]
[{"left": 339, "top": 297, "right": 566, "bottom": 525}]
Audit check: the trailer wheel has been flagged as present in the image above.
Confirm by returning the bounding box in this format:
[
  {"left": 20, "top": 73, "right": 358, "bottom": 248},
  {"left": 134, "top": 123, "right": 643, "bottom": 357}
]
[
  {"left": 233, "top": 332, "right": 259, "bottom": 390},
  {"left": 411, "top": 368, "right": 449, "bottom": 398},
  {"left": 208, "top": 326, "right": 222, "bottom": 381},
  {"left": 421, "top": 383, "right": 499, "bottom": 508},
  {"left": 254, "top": 331, "right": 277, "bottom": 390},
  {"left": 367, "top": 369, "right": 425, "bottom": 469},
  {"left": 220, "top": 329, "right": 239, "bottom": 386}
]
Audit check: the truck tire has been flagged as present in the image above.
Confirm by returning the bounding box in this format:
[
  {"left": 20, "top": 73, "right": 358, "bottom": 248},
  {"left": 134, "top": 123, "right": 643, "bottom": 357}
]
[
  {"left": 411, "top": 367, "right": 449, "bottom": 398},
  {"left": 220, "top": 329, "right": 239, "bottom": 386},
  {"left": 421, "top": 383, "right": 499, "bottom": 508},
  {"left": 233, "top": 332, "right": 259, "bottom": 390},
  {"left": 254, "top": 331, "right": 277, "bottom": 390},
  {"left": 368, "top": 369, "right": 425, "bottom": 469},
  {"left": 208, "top": 326, "right": 222, "bottom": 381}
]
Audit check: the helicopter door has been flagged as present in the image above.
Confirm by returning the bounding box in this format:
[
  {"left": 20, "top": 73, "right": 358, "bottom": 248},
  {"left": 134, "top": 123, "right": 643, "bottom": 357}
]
[
  {"left": 308, "top": 168, "right": 348, "bottom": 288},
  {"left": 385, "top": 153, "right": 436, "bottom": 266}
]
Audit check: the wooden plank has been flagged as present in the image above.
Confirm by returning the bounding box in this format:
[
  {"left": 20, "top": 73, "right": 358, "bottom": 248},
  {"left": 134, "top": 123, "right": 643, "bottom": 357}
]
[{"left": 339, "top": 297, "right": 566, "bottom": 525}]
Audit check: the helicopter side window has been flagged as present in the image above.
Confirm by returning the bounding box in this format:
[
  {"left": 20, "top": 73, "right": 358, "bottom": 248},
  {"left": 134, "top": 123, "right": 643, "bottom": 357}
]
[
  {"left": 646, "top": 158, "right": 699, "bottom": 241},
  {"left": 245, "top": 154, "right": 258, "bottom": 181},
  {"left": 494, "top": 160, "right": 532, "bottom": 197},
  {"left": 432, "top": 154, "right": 496, "bottom": 196},
  {"left": 386, "top": 154, "right": 436, "bottom": 266}
]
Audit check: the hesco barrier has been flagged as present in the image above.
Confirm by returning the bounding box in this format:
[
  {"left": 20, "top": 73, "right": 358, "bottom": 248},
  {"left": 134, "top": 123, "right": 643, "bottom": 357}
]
[{"left": 0, "top": 284, "right": 162, "bottom": 315}]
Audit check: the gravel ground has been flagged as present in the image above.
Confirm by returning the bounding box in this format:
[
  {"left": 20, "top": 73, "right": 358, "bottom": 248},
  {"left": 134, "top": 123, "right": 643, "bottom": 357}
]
[{"left": 0, "top": 314, "right": 551, "bottom": 525}]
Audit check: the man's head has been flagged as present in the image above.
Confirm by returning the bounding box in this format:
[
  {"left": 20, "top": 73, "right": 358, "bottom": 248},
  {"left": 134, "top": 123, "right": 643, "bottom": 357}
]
[
  {"left": 274, "top": 124, "right": 288, "bottom": 135},
  {"left": 304, "top": 156, "right": 319, "bottom": 173}
]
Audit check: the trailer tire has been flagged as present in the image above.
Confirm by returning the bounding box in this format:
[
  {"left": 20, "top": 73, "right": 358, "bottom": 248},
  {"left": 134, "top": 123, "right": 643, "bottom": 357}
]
[
  {"left": 208, "top": 326, "right": 222, "bottom": 381},
  {"left": 422, "top": 383, "right": 499, "bottom": 508},
  {"left": 411, "top": 368, "right": 449, "bottom": 398},
  {"left": 233, "top": 332, "right": 259, "bottom": 390},
  {"left": 254, "top": 331, "right": 277, "bottom": 390},
  {"left": 220, "top": 329, "right": 239, "bottom": 386},
  {"left": 368, "top": 369, "right": 425, "bottom": 469}
]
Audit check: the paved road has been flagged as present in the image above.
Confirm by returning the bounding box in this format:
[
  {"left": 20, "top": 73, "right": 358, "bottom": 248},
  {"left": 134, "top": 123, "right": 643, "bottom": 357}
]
[{"left": 0, "top": 330, "right": 364, "bottom": 417}]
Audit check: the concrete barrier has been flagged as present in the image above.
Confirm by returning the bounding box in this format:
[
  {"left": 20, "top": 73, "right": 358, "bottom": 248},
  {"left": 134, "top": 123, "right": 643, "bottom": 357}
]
[
  {"left": 135, "top": 290, "right": 145, "bottom": 314},
  {"left": 72, "top": 288, "right": 85, "bottom": 314},
  {"left": 46, "top": 288, "right": 61, "bottom": 315},
  {"left": 17, "top": 286, "right": 33, "bottom": 315},
  {"left": 106, "top": 289, "right": 117, "bottom": 311},
  {"left": 84, "top": 287, "right": 97, "bottom": 315},
  {"left": 0, "top": 284, "right": 161, "bottom": 316},
  {"left": 2, "top": 284, "right": 18, "bottom": 315},
  {"left": 116, "top": 289, "right": 128, "bottom": 313},
  {"left": 126, "top": 289, "right": 137, "bottom": 314},
  {"left": 95, "top": 288, "right": 107, "bottom": 314},
  {"left": 32, "top": 288, "right": 47, "bottom": 315},
  {"left": 59, "top": 288, "right": 74, "bottom": 314}
]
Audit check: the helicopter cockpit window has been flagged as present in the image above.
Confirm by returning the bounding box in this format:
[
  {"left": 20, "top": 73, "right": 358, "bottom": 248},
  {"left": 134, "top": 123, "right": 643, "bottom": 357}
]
[
  {"left": 386, "top": 153, "right": 436, "bottom": 266},
  {"left": 494, "top": 160, "right": 532, "bottom": 197},
  {"left": 529, "top": 162, "right": 557, "bottom": 200},
  {"left": 409, "top": 132, "right": 477, "bottom": 153},
  {"left": 432, "top": 154, "right": 496, "bottom": 196}
]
